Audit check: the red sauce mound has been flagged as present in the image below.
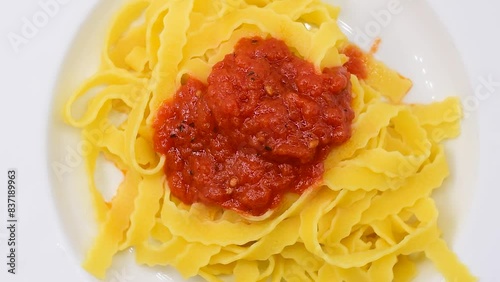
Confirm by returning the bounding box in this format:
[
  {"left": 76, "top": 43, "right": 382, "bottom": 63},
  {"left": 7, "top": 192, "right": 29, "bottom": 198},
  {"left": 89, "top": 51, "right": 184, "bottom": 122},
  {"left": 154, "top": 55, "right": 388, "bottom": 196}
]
[{"left": 154, "top": 37, "right": 354, "bottom": 216}]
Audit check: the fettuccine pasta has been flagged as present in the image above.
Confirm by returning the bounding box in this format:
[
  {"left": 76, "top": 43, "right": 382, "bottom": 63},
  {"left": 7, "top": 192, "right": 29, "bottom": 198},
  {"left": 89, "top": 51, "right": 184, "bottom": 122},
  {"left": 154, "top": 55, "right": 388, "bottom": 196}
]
[{"left": 63, "top": 0, "right": 475, "bottom": 281}]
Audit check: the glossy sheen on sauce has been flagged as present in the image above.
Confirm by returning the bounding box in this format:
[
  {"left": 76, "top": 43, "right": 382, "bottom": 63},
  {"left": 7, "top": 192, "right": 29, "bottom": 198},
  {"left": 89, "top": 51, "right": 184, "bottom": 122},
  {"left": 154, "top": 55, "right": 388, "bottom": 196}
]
[{"left": 154, "top": 37, "right": 354, "bottom": 216}]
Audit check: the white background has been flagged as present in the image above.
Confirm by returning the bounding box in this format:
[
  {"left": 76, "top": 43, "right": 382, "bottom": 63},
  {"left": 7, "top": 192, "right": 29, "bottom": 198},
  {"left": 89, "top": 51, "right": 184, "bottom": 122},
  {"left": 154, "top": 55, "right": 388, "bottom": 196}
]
[{"left": 0, "top": 0, "right": 499, "bottom": 281}]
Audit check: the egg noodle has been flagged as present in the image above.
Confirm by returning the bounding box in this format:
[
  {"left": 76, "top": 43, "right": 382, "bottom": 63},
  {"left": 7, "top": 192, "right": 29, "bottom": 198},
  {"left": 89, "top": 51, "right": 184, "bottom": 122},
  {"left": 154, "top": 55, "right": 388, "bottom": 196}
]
[{"left": 63, "top": 0, "right": 475, "bottom": 281}]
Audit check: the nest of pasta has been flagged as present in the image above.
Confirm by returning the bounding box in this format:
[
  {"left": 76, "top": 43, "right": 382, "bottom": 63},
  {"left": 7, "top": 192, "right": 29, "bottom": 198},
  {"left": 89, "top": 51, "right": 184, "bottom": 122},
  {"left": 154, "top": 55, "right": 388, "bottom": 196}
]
[{"left": 63, "top": 0, "right": 474, "bottom": 281}]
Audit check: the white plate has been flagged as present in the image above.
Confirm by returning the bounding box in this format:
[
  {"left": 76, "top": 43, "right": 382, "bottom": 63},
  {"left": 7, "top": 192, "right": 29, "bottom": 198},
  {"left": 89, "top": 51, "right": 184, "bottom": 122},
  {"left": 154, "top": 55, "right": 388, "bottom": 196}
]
[{"left": 0, "top": 0, "right": 499, "bottom": 281}]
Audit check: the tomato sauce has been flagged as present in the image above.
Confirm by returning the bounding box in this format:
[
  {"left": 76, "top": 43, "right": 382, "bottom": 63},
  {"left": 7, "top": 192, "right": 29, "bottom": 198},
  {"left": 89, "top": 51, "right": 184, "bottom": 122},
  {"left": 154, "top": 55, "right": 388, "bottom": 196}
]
[
  {"left": 154, "top": 37, "right": 354, "bottom": 216},
  {"left": 341, "top": 44, "right": 368, "bottom": 79}
]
